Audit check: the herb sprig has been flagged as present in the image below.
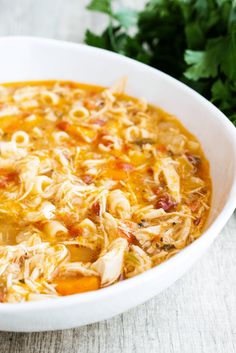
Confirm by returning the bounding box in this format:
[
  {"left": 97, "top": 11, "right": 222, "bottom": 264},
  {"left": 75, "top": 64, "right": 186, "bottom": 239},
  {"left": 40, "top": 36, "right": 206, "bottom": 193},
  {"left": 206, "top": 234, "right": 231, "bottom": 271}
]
[{"left": 85, "top": 0, "right": 236, "bottom": 126}]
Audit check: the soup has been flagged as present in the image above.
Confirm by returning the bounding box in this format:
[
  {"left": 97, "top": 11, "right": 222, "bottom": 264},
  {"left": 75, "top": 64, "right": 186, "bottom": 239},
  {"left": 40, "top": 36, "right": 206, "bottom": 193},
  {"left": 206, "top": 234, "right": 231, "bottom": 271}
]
[{"left": 0, "top": 80, "right": 211, "bottom": 302}]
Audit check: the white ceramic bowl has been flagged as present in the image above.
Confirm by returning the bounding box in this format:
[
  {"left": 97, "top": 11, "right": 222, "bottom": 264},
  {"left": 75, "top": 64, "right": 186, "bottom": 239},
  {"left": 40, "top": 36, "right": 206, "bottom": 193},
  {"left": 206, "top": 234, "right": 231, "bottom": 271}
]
[{"left": 0, "top": 36, "right": 235, "bottom": 332}]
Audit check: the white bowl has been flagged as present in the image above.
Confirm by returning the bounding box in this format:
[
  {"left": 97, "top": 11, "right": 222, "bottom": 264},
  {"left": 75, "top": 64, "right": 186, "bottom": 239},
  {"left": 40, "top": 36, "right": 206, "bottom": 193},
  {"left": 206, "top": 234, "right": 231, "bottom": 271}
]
[{"left": 0, "top": 36, "right": 235, "bottom": 332}]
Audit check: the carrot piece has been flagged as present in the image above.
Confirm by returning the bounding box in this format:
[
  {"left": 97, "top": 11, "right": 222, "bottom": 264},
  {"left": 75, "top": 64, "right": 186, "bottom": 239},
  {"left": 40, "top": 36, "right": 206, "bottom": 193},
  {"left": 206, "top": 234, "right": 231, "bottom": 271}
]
[
  {"left": 55, "top": 276, "right": 100, "bottom": 296},
  {"left": 0, "top": 116, "right": 20, "bottom": 132},
  {"left": 108, "top": 169, "right": 127, "bottom": 180},
  {"left": 57, "top": 121, "right": 97, "bottom": 141},
  {"left": 157, "top": 144, "right": 167, "bottom": 153},
  {"left": 0, "top": 171, "right": 18, "bottom": 188},
  {"left": 56, "top": 121, "right": 69, "bottom": 131},
  {"left": 105, "top": 160, "right": 135, "bottom": 180}
]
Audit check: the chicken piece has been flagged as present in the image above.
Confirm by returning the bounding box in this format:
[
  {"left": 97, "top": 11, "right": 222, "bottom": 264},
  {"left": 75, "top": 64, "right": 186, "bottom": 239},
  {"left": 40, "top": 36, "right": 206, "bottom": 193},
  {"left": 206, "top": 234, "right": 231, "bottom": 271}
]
[
  {"left": 153, "top": 158, "right": 180, "bottom": 203},
  {"left": 107, "top": 189, "right": 131, "bottom": 219},
  {"left": 58, "top": 262, "right": 99, "bottom": 277},
  {"left": 124, "top": 245, "right": 152, "bottom": 278},
  {"left": 91, "top": 238, "right": 128, "bottom": 286},
  {"left": 173, "top": 216, "right": 192, "bottom": 249},
  {"left": 103, "top": 212, "right": 118, "bottom": 241}
]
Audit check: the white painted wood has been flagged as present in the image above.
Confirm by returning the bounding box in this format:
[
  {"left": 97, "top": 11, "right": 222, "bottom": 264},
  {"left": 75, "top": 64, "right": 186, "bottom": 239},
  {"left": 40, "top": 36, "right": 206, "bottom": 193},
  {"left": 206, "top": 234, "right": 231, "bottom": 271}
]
[{"left": 0, "top": 0, "right": 235, "bottom": 351}]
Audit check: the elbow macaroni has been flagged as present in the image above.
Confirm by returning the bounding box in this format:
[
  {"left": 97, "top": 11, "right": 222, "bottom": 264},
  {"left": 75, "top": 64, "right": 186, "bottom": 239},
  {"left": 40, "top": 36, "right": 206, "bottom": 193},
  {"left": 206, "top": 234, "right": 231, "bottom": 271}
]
[
  {"left": 43, "top": 221, "right": 68, "bottom": 238},
  {"left": 12, "top": 131, "right": 29, "bottom": 147},
  {"left": 0, "top": 80, "right": 211, "bottom": 303}
]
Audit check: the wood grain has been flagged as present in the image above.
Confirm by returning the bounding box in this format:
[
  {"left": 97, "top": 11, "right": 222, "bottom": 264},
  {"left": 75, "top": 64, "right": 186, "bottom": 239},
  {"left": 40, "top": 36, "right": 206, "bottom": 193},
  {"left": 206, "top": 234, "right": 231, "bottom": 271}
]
[{"left": 0, "top": 1, "right": 235, "bottom": 352}]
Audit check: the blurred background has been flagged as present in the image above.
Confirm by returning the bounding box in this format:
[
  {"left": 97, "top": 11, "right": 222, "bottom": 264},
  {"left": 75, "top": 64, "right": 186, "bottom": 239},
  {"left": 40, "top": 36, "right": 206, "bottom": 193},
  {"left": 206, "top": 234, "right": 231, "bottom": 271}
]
[{"left": 0, "top": 0, "right": 144, "bottom": 41}]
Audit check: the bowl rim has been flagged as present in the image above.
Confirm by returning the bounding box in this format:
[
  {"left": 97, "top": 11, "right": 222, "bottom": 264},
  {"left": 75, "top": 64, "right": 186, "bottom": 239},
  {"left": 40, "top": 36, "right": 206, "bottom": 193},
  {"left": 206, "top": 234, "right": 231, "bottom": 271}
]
[{"left": 0, "top": 35, "right": 235, "bottom": 313}]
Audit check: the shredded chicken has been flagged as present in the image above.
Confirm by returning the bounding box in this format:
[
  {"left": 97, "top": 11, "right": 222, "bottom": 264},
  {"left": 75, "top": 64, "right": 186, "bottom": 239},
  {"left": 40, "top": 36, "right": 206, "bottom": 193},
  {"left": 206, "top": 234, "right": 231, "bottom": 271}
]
[
  {"left": 0, "top": 80, "right": 211, "bottom": 302},
  {"left": 91, "top": 238, "right": 128, "bottom": 286}
]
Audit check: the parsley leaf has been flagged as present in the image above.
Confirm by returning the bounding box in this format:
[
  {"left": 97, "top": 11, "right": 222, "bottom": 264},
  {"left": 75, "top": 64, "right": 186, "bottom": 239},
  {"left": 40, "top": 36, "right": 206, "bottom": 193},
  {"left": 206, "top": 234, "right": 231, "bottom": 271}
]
[
  {"left": 86, "top": 0, "right": 112, "bottom": 15},
  {"left": 85, "top": 0, "right": 236, "bottom": 126},
  {"left": 114, "top": 8, "right": 138, "bottom": 29},
  {"left": 85, "top": 30, "right": 110, "bottom": 49},
  {"left": 184, "top": 37, "right": 225, "bottom": 81},
  {"left": 221, "top": 33, "right": 236, "bottom": 81}
]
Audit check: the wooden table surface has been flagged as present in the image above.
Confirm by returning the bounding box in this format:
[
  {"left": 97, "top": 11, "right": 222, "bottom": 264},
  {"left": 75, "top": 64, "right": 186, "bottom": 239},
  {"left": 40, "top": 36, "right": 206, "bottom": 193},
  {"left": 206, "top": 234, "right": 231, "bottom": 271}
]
[{"left": 0, "top": 1, "right": 235, "bottom": 352}]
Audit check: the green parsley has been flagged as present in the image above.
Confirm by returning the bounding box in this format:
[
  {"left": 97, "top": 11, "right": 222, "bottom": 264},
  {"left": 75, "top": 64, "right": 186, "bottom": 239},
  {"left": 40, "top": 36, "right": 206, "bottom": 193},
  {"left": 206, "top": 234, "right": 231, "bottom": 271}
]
[{"left": 85, "top": 0, "right": 236, "bottom": 126}]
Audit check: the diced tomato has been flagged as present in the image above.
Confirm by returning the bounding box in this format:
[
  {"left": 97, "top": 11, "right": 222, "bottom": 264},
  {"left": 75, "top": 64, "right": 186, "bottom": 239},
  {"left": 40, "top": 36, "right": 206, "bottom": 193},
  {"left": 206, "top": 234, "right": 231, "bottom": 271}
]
[
  {"left": 186, "top": 153, "right": 201, "bottom": 166},
  {"left": 152, "top": 186, "right": 163, "bottom": 196},
  {"left": 147, "top": 167, "right": 153, "bottom": 175},
  {"left": 155, "top": 194, "right": 177, "bottom": 212},
  {"left": 33, "top": 221, "right": 44, "bottom": 231},
  {"left": 91, "top": 118, "right": 106, "bottom": 126},
  {"left": 91, "top": 202, "right": 100, "bottom": 216},
  {"left": 0, "top": 171, "right": 18, "bottom": 188},
  {"left": 83, "top": 99, "right": 97, "bottom": 110},
  {"left": 123, "top": 144, "right": 131, "bottom": 152},
  {"left": 68, "top": 224, "right": 83, "bottom": 238},
  {"left": 0, "top": 178, "right": 8, "bottom": 188},
  {"left": 81, "top": 174, "right": 94, "bottom": 185},
  {"left": 194, "top": 217, "right": 201, "bottom": 225},
  {"left": 56, "top": 121, "right": 70, "bottom": 131},
  {"left": 116, "top": 161, "right": 135, "bottom": 172},
  {"left": 157, "top": 144, "right": 167, "bottom": 153}
]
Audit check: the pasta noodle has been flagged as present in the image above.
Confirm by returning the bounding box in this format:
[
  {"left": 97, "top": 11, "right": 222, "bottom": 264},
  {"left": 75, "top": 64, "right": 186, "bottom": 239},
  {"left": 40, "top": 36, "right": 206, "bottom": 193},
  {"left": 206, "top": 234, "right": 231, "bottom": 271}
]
[
  {"left": 43, "top": 221, "right": 68, "bottom": 238},
  {"left": 0, "top": 80, "right": 211, "bottom": 303},
  {"left": 52, "top": 131, "right": 70, "bottom": 143},
  {"left": 41, "top": 90, "right": 59, "bottom": 105},
  {"left": 12, "top": 131, "right": 30, "bottom": 147},
  {"left": 69, "top": 106, "right": 89, "bottom": 120},
  {"left": 31, "top": 176, "right": 53, "bottom": 195},
  {"left": 107, "top": 190, "right": 131, "bottom": 219}
]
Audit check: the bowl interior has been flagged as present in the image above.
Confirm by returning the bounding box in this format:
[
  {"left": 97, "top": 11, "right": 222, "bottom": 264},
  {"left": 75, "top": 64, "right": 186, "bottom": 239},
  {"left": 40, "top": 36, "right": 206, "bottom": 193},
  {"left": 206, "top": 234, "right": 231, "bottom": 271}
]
[{"left": 0, "top": 37, "right": 235, "bottom": 230}]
